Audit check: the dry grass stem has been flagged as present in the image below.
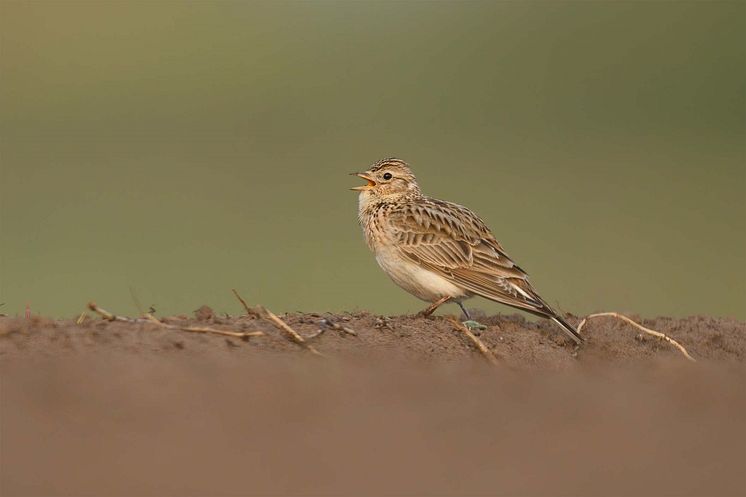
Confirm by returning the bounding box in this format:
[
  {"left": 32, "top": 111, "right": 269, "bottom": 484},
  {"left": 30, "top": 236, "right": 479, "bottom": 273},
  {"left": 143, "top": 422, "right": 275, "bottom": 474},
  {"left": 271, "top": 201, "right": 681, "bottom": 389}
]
[
  {"left": 87, "top": 302, "right": 131, "bottom": 322},
  {"left": 320, "top": 317, "right": 357, "bottom": 336},
  {"left": 304, "top": 319, "right": 357, "bottom": 340},
  {"left": 576, "top": 312, "right": 696, "bottom": 362},
  {"left": 447, "top": 317, "right": 499, "bottom": 366},
  {"left": 419, "top": 296, "right": 451, "bottom": 317},
  {"left": 141, "top": 313, "right": 263, "bottom": 340},
  {"left": 87, "top": 302, "right": 264, "bottom": 340},
  {"left": 231, "top": 290, "right": 324, "bottom": 357},
  {"left": 231, "top": 289, "right": 259, "bottom": 318},
  {"left": 255, "top": 306, "right": 324, "bottom": 356},
  {"left": 304, "top": 329, "right": 326, "bottom": 340}
]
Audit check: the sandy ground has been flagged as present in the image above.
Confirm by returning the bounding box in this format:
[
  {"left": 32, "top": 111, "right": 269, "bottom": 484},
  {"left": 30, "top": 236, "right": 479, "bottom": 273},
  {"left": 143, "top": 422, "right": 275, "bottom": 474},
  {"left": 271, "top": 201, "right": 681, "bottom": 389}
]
[{"left": 1, "top": 310, "right": 744, "bottom": 496}]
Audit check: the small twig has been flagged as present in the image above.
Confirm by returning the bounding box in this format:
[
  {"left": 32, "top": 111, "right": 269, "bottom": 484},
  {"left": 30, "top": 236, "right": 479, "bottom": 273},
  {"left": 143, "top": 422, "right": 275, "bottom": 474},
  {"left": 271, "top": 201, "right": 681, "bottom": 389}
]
[
  {"left": 306, "top": 318, "right": 358, "bottom": 340},
  {"left": 320, "top": 317, "right": 357, "bottom": 336},
  {"left": 576, "top": 312, "right": 695, "bottom": 362},
  {"left": 76, "top": 312, "right": 87, "bottom": 325},
  {"left": 88, "top": 302, "right": 130, "bottom": 322},
  {"left": 177, "top": 327, "right": 263, "bottom": 339},
  {"left": 143, "top": 314, "right": 263, "bottom": 340},
  {"left": 231, "top": 289, "right": 259, "bottom": 318},
  {"left": 305, "top": 329, "right": 326, "bottom": 340},
  {"left": 419, "top": 296, "right": 451, "bottom": 317},
  {"left": 447, "top": 317, "right": 499, "bottom": 366},
  {"left": 231, "top": 289, "right": 324, "bottom": 356},
  {"left": 257, "top": 305, "right": 324, "bottom": 356},
  {"left": 87, "top": 302, "right": 263, "bottom": 340}
]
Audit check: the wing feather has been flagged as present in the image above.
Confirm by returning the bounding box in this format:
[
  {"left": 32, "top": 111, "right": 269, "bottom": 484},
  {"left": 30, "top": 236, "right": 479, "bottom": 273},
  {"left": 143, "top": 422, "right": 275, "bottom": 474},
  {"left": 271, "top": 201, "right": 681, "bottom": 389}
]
[{"left": 386, "top": 198, "right": 553, "bottom": 316}]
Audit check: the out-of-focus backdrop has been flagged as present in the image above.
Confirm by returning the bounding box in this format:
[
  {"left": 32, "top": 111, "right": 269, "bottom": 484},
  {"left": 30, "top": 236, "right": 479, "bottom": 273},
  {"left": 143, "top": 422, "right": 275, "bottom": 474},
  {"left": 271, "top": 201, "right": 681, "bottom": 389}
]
[{"left": 1, "top": 1, "right": 743, "bottom": 319}]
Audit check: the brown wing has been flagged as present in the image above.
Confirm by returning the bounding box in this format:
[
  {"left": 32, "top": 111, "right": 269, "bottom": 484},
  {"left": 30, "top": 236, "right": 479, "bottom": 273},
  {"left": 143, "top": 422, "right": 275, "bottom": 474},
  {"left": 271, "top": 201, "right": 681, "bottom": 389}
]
[{"left": 386, "top": 198, "right": 555, "bottom": 317}]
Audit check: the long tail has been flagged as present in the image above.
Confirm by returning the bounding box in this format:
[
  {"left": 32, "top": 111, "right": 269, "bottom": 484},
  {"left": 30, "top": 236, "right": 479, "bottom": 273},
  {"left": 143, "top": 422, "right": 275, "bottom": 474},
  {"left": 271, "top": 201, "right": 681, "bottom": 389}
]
[{"left": 550, "top": 315, "right": 584, "bottom": 345}]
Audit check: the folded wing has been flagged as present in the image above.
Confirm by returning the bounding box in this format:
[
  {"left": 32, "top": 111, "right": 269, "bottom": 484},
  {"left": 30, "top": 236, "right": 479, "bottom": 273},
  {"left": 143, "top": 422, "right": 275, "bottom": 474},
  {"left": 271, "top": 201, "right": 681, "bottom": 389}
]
[{"left": 386, "top": 198, "right": 557, "bottom": 318}]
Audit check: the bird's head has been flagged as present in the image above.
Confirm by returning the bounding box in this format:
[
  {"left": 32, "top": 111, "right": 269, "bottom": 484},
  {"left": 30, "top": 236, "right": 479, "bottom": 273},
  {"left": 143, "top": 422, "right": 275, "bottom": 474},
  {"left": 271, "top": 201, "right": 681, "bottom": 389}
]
[{"left": 351, "top": 158, "right": 421, "bottom": 200}]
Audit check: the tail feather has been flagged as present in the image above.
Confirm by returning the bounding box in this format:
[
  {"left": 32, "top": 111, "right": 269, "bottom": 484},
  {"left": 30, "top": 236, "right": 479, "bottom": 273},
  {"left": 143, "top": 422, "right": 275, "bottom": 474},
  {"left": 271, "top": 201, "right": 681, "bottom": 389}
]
[
  {"left": 550, "top": 315, "right": 584, "bottom": 345},
  {"left": 516, "top": 282, "right": 584, "bottom": 345}
]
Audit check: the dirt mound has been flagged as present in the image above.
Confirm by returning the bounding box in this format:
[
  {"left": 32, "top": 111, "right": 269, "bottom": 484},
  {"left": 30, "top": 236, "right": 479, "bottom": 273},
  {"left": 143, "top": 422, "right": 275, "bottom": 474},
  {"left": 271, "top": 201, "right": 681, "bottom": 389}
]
[
  {"left": 1, "top": 311, "right": 743, "bottom": 366},
  {"left": 1, "top": 312, "right": 745, "bottom": 496}
]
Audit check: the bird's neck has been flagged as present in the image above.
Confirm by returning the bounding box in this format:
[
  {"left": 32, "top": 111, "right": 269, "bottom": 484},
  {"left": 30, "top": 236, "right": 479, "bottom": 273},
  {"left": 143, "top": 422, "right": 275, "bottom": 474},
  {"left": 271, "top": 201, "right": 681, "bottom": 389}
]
[{"left": 357, "top": 191, "right": 421, "bottom": 219}]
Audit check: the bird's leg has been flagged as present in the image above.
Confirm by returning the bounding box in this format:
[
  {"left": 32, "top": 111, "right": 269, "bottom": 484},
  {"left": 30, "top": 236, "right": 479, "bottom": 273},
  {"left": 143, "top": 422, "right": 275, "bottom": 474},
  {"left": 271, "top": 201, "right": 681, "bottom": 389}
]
[
  {"left": 418, "top": 296, "right": 451, "bottom": 318},
  {"left": 457, "top": 302, "right": 472, "bottom": 320},
  {"left": 458, "top": 302, "right": 487, "bottom": 333}
]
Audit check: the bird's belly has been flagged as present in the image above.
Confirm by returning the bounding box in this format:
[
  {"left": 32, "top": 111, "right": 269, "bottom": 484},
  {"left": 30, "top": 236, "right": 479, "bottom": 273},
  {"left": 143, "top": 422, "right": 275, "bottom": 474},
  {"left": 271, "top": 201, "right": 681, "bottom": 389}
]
[{"left": 375, "top": 248, "right": 468, "bottom": 303}]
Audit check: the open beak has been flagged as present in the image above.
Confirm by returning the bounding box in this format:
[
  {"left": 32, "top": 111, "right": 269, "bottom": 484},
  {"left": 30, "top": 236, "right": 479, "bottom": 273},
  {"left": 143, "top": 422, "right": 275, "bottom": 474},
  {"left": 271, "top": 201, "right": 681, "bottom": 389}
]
[{"left": 350, "top": 172, "right": 376, "bottom": 191}]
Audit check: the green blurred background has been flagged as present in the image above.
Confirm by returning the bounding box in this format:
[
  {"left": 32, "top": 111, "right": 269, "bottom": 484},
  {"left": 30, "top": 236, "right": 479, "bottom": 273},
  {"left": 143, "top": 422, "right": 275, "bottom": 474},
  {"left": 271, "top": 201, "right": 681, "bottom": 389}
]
[{"left": 1, "top": 1, "right": 744, "bottom": 319}]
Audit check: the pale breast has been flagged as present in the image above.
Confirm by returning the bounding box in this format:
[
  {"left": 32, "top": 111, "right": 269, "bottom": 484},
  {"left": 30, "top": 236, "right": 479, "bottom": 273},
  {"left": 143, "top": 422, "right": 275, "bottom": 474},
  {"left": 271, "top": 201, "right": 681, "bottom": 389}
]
[
  {"left": 374, "top": 246, "right": 469, "bottom": 303},
  {"left": 359, "top": 193, "right": 470, "bottom": 303}
]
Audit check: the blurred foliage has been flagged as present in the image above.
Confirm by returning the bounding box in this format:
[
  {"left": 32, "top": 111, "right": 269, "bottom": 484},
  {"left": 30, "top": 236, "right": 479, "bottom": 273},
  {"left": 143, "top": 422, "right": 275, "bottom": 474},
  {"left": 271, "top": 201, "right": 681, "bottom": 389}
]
[{"left": 1, "top": 1, "right": 744, "bottom": 319}]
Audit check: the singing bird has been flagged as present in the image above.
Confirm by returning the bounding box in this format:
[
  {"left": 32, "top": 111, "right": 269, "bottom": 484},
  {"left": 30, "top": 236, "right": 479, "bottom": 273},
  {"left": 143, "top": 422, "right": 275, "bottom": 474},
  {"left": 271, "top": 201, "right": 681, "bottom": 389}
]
[{"left": 352, "top": 158, "right": 583, "bottom": 345}]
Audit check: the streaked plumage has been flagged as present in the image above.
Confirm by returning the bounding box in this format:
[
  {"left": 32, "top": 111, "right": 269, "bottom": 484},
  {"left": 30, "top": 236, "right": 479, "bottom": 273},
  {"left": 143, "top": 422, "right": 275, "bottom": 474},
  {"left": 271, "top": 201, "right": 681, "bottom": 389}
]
[{"left": 352, "top": 157, "right": 583, "bottom": 345}]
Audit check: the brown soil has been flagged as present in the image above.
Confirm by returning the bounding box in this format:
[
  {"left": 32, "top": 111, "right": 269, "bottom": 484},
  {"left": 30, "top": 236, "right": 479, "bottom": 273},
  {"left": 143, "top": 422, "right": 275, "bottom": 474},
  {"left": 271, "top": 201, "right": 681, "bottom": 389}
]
[{"left": 1, "top": 311, "right": 745, "bottom": 496}]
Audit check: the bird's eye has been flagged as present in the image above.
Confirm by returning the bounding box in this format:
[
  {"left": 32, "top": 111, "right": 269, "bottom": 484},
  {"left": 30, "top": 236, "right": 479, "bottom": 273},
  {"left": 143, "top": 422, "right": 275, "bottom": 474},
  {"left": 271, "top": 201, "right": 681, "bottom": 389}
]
[{"left": 382, "top": 172, "right": 392, "bottom": 180}]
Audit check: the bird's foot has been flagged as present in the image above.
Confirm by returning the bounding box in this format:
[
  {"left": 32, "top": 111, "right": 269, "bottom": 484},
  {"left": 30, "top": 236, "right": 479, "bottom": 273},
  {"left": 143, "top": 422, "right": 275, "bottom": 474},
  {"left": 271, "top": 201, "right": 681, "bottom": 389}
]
[
  {"left": 462, "top": 320, "right": 488, "bottom": 334},
  {"left": 417, "top": 296, "right": 451, "bottom": 319}
]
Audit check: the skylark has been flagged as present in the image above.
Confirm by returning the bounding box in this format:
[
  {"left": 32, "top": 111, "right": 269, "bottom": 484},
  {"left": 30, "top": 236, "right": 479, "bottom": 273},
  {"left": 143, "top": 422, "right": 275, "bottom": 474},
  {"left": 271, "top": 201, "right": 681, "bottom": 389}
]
[{"left": 352, "top": 158, "right": 583, "bottom": 345}]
